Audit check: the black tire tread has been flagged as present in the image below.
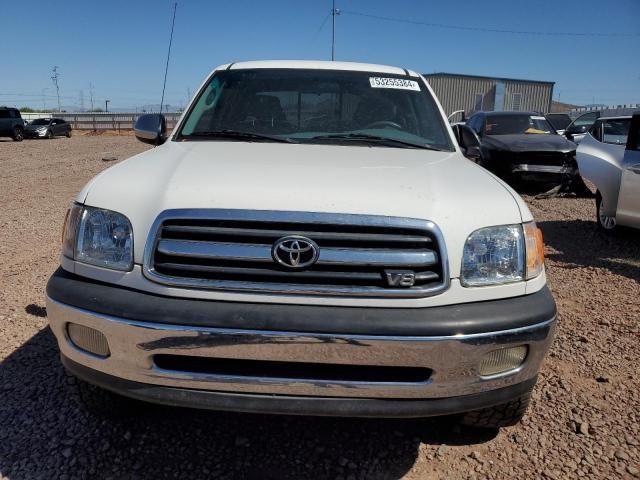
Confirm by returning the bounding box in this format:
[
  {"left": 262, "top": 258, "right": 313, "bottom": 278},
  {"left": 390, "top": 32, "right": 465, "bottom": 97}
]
[
  {"left": 12, "top": 126, "right": 23, "bottom": 141},
  {"left": 459, "top": 389, "right": 532, "bottom": 429}
]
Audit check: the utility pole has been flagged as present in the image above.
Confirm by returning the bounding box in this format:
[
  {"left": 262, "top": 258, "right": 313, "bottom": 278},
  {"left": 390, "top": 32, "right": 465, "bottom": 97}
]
[
  {"left": 331, "top": 0, "right": 340, "bottom": 61},
  {"left": 105, "top": 99, "right": 110, "bottom": 112},
  {"left": 51, "top": 66, "right": 61, "bottom": 112},
  {"left": 89, "top": 82, "right": 94, "bottom": 111},
  {"left": 79, "top": 90, "right": 85, "bottom": 112}
]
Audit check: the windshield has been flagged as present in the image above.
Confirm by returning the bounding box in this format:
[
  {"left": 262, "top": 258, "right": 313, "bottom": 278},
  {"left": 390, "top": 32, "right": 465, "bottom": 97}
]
[
  {"left": 484, "top": 114, "right": 555, "bottom": 135},
  {"left": 178, "top": 69, "right": 453, "bottom": 151},
  {"left": 30, "top": 119, "right": 51, "bottom": 126},
  {"left": 546, "top": 115, "right": 571, "bottom": 130}
]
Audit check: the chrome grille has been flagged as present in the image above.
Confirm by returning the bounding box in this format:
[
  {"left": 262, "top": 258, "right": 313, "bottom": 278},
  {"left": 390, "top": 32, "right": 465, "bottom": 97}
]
[{"left": 143, "top": 209, "right": 449, "bottom": 297}]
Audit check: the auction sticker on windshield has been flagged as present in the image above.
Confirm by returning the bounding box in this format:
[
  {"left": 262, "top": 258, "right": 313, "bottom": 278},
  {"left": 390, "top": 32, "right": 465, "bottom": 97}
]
[{"left": 369, "top": 77, "right": 421, "bottom": 91}]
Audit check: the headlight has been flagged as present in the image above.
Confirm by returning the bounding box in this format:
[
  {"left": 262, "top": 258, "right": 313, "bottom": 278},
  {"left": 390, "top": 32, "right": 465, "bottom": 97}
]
[
  {"left": 62, "top": 204, "right": 133, "bottom": 271},
  {"left": 461, "top": 222, "right": 544, "bottom": 287}
]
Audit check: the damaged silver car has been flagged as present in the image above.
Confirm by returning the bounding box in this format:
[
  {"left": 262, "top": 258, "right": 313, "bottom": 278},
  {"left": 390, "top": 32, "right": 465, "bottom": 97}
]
[{"left": 576, "top": 113, "right": 640, "bottom": 232}]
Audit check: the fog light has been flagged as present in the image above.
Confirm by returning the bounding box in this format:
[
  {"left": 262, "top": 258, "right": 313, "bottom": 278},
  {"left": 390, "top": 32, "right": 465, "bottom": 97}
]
[
  {"left": 479, "top": 346, "right": 527, "bottom": 376},
  {"left": 67, "top": 323, "right": 110, "bottom": 357}
]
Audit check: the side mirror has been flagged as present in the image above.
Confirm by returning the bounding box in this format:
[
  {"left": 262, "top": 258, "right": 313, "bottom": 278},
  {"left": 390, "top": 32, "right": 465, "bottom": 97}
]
[
  {"left": 452, "top": 124, "right": 483, "bottom": 162},
  {"left": 465, "top": 145, "right": 482, "bottom": 162},
  {"left": 134, "top": 114, "right": 167, "bottom": 145},
  {"left": 564, "top": 131, "right": 574, "bottom": 142}
]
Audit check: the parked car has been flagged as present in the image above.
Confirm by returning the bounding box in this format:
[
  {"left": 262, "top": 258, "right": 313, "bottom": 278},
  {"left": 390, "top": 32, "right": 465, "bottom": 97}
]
[
  {"left": 24, "top": 117, "right": 72, "bottom": 139},
  {"left": 47, "top": 60, "right": 556, "bottom": 430},
  {"left": 0, "top": 106, "right": 25, "bottom": 141},
  {"left": 576, "top": 113, "right": 639, "bottom": 231},
  {"left": 563, "top": 111, "right": 600, "bottom": 144},
  {"left": 545, "top": 113, "right": 572, "bottom": 135},
  {"left": 464, "top": 111, "right": 578, "bottom": 185}
]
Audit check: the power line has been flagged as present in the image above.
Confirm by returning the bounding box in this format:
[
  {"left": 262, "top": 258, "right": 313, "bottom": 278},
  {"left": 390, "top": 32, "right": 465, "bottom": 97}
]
[
  {"left": 310, "top": 11, "right": 331, "bottom": 45},
  {"left": 331, "top": 0, "right": 341, "bottom": 60},
  {"left": 160, "top": 2, "right": 178, "bottom": 114},
  {"left": 341, "top": 10, "right": 640, "bottom": 37},
  {"left": 0, "top": 92, "right": 74, "bottom": 98}
]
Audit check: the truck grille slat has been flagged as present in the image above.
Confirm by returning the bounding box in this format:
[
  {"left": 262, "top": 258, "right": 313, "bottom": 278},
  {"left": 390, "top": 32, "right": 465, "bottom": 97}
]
[
  {"left": 162, "top": 225, "right": 431, "bottom": 245},
  {"left": 154, "top": 262, "right": 441, "bottom": 285},
  {"left": 144, "top": 210, "right": 449, "bottom": 298},
  {"left": 157, "top": 239, "right": 438, "bottom": 268}
]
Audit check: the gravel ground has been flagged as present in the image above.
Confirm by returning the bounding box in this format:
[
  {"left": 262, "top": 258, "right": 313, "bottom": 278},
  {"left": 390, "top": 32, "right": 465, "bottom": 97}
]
[{"left": 0, "top": 135, "right": 638, "bottom": 480}]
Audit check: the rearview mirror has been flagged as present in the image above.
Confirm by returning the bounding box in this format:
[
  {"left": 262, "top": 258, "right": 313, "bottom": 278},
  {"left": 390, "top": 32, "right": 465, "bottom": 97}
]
[{"left": 134, "top": 114, "right": 167, "bottom": 145}]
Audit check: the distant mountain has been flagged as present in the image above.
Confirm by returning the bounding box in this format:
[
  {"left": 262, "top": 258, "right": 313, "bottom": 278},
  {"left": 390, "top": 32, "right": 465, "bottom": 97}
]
[
  {"left": 550, "top": 100, "right": 581, "bottom": 113},
  {"left": 39, "top": 104, "right": 184, "bottom": 113}
]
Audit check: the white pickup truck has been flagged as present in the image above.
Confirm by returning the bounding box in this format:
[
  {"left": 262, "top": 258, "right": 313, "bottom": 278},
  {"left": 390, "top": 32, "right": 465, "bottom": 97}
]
[{"left": 47, "top": 61, "right": 556, "bottom": 429}]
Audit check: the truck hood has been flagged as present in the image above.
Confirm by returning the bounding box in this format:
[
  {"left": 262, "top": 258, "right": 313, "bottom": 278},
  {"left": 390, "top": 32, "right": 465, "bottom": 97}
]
[
  {"left": 80, "top": 141, "right": 527, "bottom": 272},
  {"left": 483, "top": 134, "right": 576, "bottom": 153}
]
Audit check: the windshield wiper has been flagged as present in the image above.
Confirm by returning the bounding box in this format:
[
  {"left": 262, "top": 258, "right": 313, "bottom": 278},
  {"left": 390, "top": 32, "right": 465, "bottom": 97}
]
[
  {"left": 308, "top": 133, "right": 446, "bottom": 151},
  {"left": 185, "top": 129, "right": 297, "bottom": 143}
]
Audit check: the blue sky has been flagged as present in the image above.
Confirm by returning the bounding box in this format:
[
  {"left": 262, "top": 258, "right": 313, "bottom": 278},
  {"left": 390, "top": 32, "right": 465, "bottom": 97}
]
[{"left": 1, "top": 0, "right": 638, "bottom": 110}]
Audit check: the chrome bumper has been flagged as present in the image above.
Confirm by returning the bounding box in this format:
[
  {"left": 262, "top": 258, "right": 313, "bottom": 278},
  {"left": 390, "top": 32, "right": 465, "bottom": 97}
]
[{"left": 47, "top": 297, "right": 555, "bottom": 400}]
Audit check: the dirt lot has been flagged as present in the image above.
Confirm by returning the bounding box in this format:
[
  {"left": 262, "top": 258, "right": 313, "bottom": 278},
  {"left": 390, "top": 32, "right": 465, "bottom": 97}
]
[{"left": 0, "top": 136, "right": 638, "bottom": 479}]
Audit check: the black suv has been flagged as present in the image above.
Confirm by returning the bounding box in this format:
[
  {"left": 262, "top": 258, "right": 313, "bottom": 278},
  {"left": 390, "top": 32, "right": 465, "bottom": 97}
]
[{"left": 0, "top": 107, "right": 25, "bottom": 141}]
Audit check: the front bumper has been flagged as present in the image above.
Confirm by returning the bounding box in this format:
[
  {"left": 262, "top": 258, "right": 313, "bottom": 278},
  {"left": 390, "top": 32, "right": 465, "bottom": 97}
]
[
  {"left": 47, "top": 269, "right": 556, "bottom": 417},
  {"left": 24, "top": 130, "right": 47, "bottom": 138}
]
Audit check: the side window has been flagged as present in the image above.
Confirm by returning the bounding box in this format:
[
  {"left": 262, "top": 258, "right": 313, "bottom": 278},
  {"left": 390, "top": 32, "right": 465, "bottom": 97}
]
[
  {"left": 0, "top": 110, "right": 9, "bottom": 119},
  {"left": 466, "top": 115, "right": 476, "bottom": 129},
  {"left": 602, "top": 118, "right": 631, "bottom": 145},
  {"left": 590, "top": 120, "right": 602, "bottom": 142},
  {"left": 512, "top": 93, "right": 522, "bottom": 111},
  {"left": 466, "top": 115, "right": 475, "bottom": 130},
  {"left": 473, "top": 93, "right": 483, "bottom": 112},
  {"left": 568, "top": 112, "right": 599, "bottom": 134},
  {"left": 8, "top": 110, "right": 17, "bottom": 118},
  {"left": 474, "top": 115, "right": 484, "bottom": 134}
]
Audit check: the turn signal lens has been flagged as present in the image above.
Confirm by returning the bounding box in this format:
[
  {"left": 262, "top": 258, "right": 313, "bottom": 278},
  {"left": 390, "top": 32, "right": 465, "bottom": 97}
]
[
  {"left": 479, "top": 346, "right": 528, "bottom": 376},
  {"left": 524, "top": 222, "right": 544, "bottom": 280},
  {"left": 62, "top": 203, "right": 83, "bottom": 259}
]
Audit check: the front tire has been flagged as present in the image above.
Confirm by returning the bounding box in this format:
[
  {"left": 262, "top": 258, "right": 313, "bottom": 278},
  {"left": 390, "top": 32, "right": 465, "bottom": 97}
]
[
  {"left": 66, "top": 130, "right": 72, "bottom": 138},
  {"left": 596, "top": 191, "right": 617, "bottom": 232},
  {"left": 46, "top": 129, "right": 54, "bottom": 139},
  {"left": 12, "top": 126, "right": 23, "bottom": 141},
  {"left": 459, "top": 388, "right": 532, "bottom": 429}
]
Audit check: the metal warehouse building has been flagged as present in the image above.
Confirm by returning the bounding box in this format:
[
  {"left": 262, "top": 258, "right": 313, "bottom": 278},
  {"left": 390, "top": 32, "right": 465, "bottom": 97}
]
[{"left": 423, "top": 73, "right": 554, "bottom": 118}]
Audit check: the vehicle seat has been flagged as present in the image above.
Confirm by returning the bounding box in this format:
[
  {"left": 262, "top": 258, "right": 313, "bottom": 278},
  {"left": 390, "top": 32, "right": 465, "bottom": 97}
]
[
  {"left": 243, "top": 94, "right": 289, "bottom": 131},
  {"left": 352, "top": 96, "right": 401, "bottom": 130}
]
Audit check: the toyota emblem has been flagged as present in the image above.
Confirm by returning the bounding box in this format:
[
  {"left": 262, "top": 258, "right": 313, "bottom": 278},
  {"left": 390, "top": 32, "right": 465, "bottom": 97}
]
[{"left": 272, "top": 236, "right": 319, "bottom": 269}]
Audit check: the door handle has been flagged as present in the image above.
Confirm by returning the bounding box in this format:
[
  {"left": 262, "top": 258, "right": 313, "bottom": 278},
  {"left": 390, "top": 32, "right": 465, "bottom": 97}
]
[{"left": 629, "top": 164, "right": 640, "bottom": 174}]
